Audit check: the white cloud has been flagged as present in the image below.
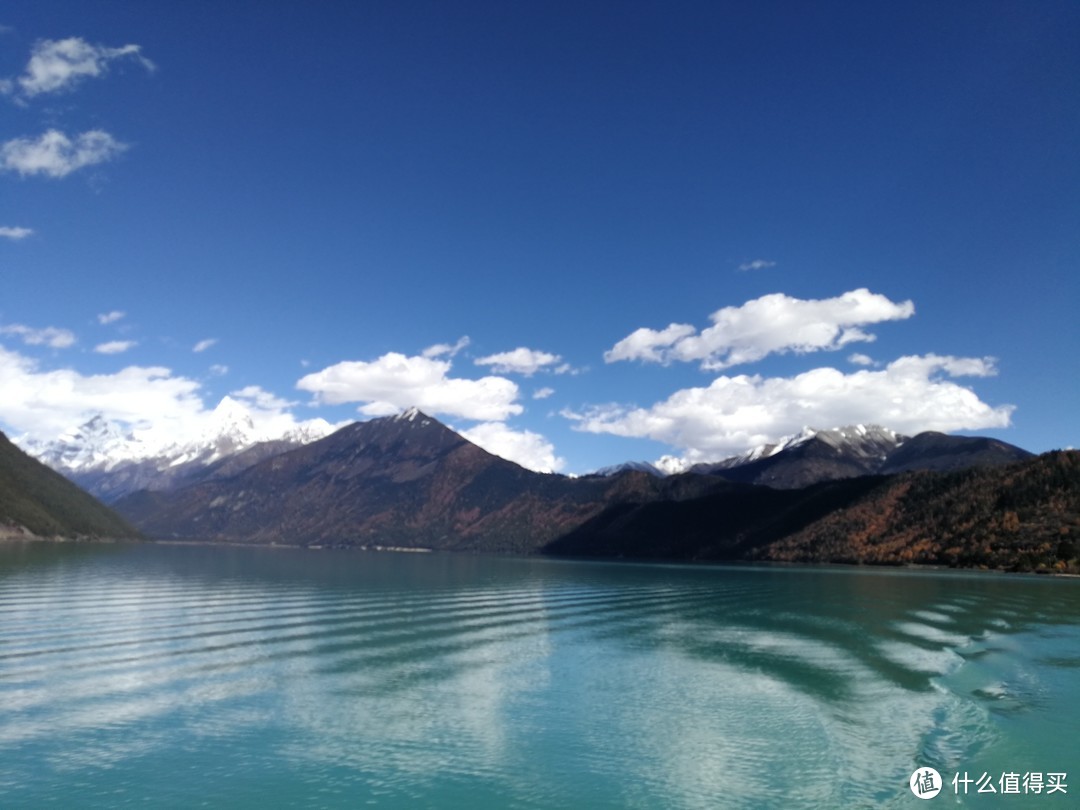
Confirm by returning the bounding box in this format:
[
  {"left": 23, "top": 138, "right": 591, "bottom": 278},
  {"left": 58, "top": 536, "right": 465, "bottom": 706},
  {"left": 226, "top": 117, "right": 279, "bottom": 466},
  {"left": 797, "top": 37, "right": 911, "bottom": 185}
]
[
  {"left": 605, "top": 289, "right": 915, "bottom": 370},
  {"left": 230, "top": 384, "right": 296, "bottom": 412},
  {"left": 0, "top": 344, "right": 204, "bottom": 444},
  {"left": 0, "top": 345, "right": 330, "bottom": 455},
  {"left": 603, "top": 323, "right": 697, "bottom": 364},
  {"left": 97, "top": 310, "right": 125, "bottom": 325},
  {"left": 0, "top": 324, "right": 76, "bottom": 349},
  {"left": 297, "top": 351, "right": 522, "bottom": 422},
  {"left": 93, "top": 340, "right": 136, "bottom": 355},
  {"left": 422, "top": 336, "right": 470, "bottom": 358},
  {"left": 474, "top": 347, "right": 563, "bottom": 376},
  {"left": 193, "top": 338, "right": 217, "bottom": 353},
  {"left": 459, "top": 421, "right": 565, "bottom": 473},
  {"left": 0, "top": 226, "right": 33, "bottom": 240},
  {"left": 209, "top": 364, "right": 229, "bottom": 377},
  {"left": 11, "top": 37, "right": 154, "bottom": 98},
  {"left": 533, "top": 387, "right": 555, "bottom": 400},
  {"left": 1, "top": 129, "right": 127, "bottom": 178},
  {"left": 737, "top": 259, "right": 776, "bottom": 272},
  {"left": 848, "top": 353, "right": 876, "bottom": 366},
  {"left": 566, "top": 354, "right": 1013, "bottom": 464}
]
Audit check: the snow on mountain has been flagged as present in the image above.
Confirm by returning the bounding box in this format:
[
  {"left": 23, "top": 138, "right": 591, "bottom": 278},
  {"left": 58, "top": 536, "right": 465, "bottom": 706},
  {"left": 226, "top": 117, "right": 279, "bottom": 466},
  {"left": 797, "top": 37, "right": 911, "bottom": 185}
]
[
  {"left": 771, "top": 424, "right": 902, "bottom": 458},
  {"left": 592, "top": 460, "right": 666, "bottom": 477},
  {"left": 19, "top": 396, "right": 336, "bottom": 476},
  {"left": 661, "top": 424, "right": 906, "bottom": 475},
  {"left": 24, "top": 414, "right": 142, "bottom": 472},
  {"left": 605, "top": 425, "right": 904, "bottom": 477}
]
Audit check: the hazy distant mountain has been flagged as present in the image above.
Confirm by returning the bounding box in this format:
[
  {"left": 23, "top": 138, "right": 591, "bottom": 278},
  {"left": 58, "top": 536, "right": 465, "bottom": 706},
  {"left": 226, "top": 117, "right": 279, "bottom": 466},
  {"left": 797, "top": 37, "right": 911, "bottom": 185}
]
[
  {"left": 0, "top": 430, "right": 139, "bottom": 541},
  {"left": 21, "top": 396, "right": 334, "bottom": 502},
  {"left": 115, "top": 408, "right": 719, "bottom": 551}
]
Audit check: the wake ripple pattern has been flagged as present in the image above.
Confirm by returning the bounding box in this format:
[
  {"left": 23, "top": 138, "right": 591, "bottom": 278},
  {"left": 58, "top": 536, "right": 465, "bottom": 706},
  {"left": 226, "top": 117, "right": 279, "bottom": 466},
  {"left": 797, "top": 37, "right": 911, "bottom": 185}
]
[{"left": 1, "top": 545, "right": 1078, "bottom": 809}]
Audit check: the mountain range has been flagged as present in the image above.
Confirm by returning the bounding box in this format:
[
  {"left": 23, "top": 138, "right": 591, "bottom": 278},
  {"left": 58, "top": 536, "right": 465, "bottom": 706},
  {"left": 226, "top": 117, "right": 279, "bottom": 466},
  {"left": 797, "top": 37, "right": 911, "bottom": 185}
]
[
  {"left": 114, "top": 408, "right": 721, "bottom": 552},
  {"left": 19, "top": 397, "right": 333, "bottom": 503},
  {"left": 686, "top": 424, "right": 1033, "bottom": 488},
  {"left": 10, "top": 407, "right": 1073, "bottom": 573}
]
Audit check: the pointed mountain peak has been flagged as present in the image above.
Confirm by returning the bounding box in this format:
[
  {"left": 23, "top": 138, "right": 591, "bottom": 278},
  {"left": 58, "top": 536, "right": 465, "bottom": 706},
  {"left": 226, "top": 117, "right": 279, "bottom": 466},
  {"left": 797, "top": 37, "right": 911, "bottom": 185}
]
[
  {"left": 388, "top": 407, "right": 439, "bottom": 428},
  {"left": 395, "top": 406, "right": 424, "bottom": 421},
  {"left": 208, "top": 396, "right": 256, "bottom": 428}
]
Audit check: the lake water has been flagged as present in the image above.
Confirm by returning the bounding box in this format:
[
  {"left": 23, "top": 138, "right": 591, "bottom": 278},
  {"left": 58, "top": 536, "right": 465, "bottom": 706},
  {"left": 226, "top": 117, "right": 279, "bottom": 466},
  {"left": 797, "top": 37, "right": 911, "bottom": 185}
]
[{"left": 0, "top": 543, "right": 1077, "bottom": 808}]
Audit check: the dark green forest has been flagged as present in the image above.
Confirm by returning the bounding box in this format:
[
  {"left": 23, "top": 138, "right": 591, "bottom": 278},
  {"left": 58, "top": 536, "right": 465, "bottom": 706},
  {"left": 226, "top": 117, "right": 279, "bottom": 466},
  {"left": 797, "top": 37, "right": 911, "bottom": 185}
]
[{"left": 0, "top": 431, "right": 139, "bottom": 541}]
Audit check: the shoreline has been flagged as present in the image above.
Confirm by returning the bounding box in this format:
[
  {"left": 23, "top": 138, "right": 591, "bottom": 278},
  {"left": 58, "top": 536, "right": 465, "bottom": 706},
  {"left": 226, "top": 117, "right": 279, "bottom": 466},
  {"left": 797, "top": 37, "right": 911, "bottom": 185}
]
[{"left": 2, "top": 531, "right": 1075, "bottom": 577}]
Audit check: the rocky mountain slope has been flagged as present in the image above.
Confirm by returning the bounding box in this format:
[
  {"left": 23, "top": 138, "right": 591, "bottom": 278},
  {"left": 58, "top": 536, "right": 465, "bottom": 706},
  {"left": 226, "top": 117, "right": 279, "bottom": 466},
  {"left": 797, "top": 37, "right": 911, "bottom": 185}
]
[{"left": 0, "top": 430, "right": 139, "bottom": 541}]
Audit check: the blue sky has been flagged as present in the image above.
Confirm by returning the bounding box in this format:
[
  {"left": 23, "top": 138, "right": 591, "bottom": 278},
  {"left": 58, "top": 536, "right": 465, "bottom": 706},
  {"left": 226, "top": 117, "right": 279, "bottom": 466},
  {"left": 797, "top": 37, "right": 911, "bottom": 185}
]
[{"left": 1, "top": 0, "right": 1077, "bottom": 474}]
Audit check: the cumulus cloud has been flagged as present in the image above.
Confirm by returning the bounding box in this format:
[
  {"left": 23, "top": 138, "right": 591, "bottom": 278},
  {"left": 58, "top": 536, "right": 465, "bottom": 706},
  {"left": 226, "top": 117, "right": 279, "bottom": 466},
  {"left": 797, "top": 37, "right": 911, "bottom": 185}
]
[
  {"left": 474, "top": 347, "right": 563, "bottom": 376},
  {"left": 603, "top": 323, "right": 697, "bottom": 364},
  {"left": 10, "top": 37, "right": 154, "bottom": 98},
  {"left": 297, "top": 351, "right": 522, "bottom": 422},
  {"left": 209, "top": 364, "right": 229, "bottom": 377},
  {"left": 93, "top": 340, "right": 136, "bottom": 355},
  {"left": 0, "top": 226, "right": 33, "bottom": 240},
  {"left": 193, "top": 338, "right": 217, "bottom": 353},
  {"left": 566, "top": 354, "right": 1013, "bottom": 464},
  {"left": 604, "top": 289, "right": 915, "bottom": 370},
  {"left": 1, "top": 129, "right": 127, "bottom": 178},
  {"left": 737, "top": 259, "right": 776, "bottom": 272},
  {"left": 848, "top": 353, "right": 876, "bottom": 366},
  {"left": 0, "top": 344, "right": 204, "bottom": 444},
  {"left": 0, "top": 345, "right": 330, "bottom": 455},
  {"left": 0, "top": 323, "right": 76, "bottom": 349},
  {"left": 533, "top": 387, "right": 555, "bottom": 400},
  {"left": 97, "top": 310, "right": 125, "bottom": 325},
  {"left": 459, "top": 421, "right": 565, "bottom": 473}
]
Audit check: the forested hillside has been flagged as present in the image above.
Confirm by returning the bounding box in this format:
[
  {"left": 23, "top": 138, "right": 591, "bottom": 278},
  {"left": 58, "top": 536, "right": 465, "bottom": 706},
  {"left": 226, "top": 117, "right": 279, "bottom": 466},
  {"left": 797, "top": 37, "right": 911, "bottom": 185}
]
[
  {"left": 0, "top": 431, "right": 139, "bottom": 541},
  {"left": 757, "top": 451, "right": 1080, "bottom": 572}
]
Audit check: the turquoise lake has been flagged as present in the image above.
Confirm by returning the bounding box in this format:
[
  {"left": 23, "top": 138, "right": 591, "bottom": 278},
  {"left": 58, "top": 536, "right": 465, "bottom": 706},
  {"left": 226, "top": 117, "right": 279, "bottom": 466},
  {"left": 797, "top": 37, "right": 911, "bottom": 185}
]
[{"left": 0, "top": 542, "right": 1077, "bottom": 808}]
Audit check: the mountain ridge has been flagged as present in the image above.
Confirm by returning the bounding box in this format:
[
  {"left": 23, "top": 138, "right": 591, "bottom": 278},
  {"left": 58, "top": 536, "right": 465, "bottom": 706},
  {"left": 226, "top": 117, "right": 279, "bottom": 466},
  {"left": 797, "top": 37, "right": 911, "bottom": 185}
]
[
  {"left": 0, "top": 430, "right": 140, "bottom": 541},
  {"left": 688, "top": 425, "right": 1030, "bottom": 488},
  {"left": 107, "top": 409, "right": 1074, "bottom": 573},
  {"left": 114, "top": 410, "right": 722, "bottom": 552}
]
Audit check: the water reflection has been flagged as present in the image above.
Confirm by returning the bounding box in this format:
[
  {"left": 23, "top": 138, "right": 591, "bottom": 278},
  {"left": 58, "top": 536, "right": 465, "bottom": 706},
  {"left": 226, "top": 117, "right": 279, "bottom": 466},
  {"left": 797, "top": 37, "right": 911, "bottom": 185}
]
[{"left": 0, "top": 544, "right": 1078, "bottom": 808}]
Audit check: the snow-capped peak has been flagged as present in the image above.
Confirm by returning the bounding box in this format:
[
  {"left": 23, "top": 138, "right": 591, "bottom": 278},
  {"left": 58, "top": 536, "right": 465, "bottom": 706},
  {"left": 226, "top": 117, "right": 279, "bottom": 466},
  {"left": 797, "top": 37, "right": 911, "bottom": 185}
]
[
  {"left": 392, "top": 406, "right": 432, "bottom": 427},
  {"left": 21, "top": 396, "right": 337, "bottom": 475},
  {"left": 21, "top": 414, "right": 140, "bottom": 472},
  {"left": 592, "top": 460, "right": 666, "bottom": 477},
  {"left": 652, "top": 424, "right": 907, "bottom": 474},
  {"left": 769, "top": 424, "right": 901, "bottom": 455}
]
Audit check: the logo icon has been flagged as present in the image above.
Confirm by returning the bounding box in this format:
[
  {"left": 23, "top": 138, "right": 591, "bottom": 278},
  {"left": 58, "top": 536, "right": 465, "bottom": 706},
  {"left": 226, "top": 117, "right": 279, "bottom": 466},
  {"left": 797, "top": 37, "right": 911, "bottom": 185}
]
[{"left": 910, "top": 767, "right": 943, "bottom": 799}]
